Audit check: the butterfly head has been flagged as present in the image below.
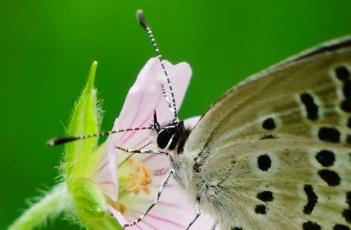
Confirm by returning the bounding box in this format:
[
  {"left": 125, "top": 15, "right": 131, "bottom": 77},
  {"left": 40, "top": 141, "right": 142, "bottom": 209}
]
[
  {"left": 152, "top": 110, "right": 188, "bottom": 153},
  {"left": 157, "top": 122, "right": 181, "bottom": 150}
]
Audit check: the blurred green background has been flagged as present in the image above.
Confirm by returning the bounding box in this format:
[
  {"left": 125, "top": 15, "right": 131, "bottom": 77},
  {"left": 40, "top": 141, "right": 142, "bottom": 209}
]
[{"left": 1, "top": 0, "right": 350, "bottom": 229}]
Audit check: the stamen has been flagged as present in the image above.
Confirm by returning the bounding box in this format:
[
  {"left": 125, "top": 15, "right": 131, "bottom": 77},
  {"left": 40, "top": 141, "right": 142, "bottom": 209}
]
[{"left": 126, "top": 158, "right": 153, "bottom": 195}]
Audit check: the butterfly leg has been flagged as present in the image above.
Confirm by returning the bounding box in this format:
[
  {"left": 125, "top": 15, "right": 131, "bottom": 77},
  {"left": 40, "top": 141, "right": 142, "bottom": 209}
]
[
  {"left": 185, "top": 197, "right": 201, "bottom": 230},
  {"left": 115, "top": 146, "right": 169, "bottom": 156},
  {"left": 123, "top": 169, "right": 174, "bottom": 228}
]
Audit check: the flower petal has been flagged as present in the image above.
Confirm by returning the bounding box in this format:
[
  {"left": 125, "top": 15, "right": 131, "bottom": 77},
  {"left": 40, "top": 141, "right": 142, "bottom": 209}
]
[
  {"left": 109, "top": 57, "right": 192, "bottom": 151},
  {"left": 92, "top": 144, "right": 118, "bottom": 201},
  {"left": 95, "top": 58, "right": 192, "bottom": 202}
]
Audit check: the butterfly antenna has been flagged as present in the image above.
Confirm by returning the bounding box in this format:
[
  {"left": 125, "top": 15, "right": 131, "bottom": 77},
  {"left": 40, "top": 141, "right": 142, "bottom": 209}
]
[
  {"left": 136, "top": 9, "right": 178, "bottom": 120},
  {"left": 47, "top": 126, "right": 153, "bottom": 146}
]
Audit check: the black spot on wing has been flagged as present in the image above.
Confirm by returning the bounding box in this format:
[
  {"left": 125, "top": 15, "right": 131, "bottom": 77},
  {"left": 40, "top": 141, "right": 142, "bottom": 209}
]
[
  {"left": 334, "top": 224, "right": 351, "bottom": 230},
  {"left": 302, "top": 221, "right": 321, "bottom": 230},
  {"left": 300, "top": 93, "right": 319, "bottom": 120},
  {"left": 231, "top": 227, "right": 243, "bottom": 230},
  {"left": 256, "top": 191, "right": 274, "bottom": 202},
  {"left": 338, "top": 69, "right": 351, "bottom": 113},
  {"left": 342, "top": 209, "right": 351, "bottom": 224},
  {"left": 193, "top": 162, "right": 200, "bottom": 173},
  {"left": 342, "top": 80, "right": 351, "bottom": 98},
  {"left": 318, "top": 169, "right": 341, "bottom": 186},
  {"left": 346, "top": 192, "right": 351, "bottom": 207},
  {"left": 254, "top": 204, "right": 267, "bottom": 215},
  {"left": 346, "top": 135, "right": 351, "bottom": 144},
  {"left": 341, "top": 100, "right": 351, "bottom": 113},
  {"left": 318, "top": 127, "right": 341, "bottom": 143},
  {"left": 335, "top": 66, "right": 351, "bottom": 81},
  {"left": 347, "top": 118, "right": 351, "bottom": 128},
  {"left": 259, "top": 134, "right": 276, "bottom": 140},
  {"left": 257, "top": 154, "right": 272, "bottom": 171},
  {"left": 315, "top": 150, "right": 335, "bottom": 167},
  {"left": 303, "top": 185, "right": 318, "bottom": 215},
  {"left": 262, "top": 117, "right": 276, "bottom": 130}
]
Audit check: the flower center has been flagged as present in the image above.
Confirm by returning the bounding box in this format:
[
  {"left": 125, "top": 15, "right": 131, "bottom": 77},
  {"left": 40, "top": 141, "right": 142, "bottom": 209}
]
[
  {"left": 126, "top": 158, "right": 152, "bottom": 195},
  {"left": 113, "top": 157, "right": 153, "bottom": 214}
]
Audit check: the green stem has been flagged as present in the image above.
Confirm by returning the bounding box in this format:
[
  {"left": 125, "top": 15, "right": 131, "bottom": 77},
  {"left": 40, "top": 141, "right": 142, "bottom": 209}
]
[{"left": 8, "top": 183, "right": 71, "bottom": 230}]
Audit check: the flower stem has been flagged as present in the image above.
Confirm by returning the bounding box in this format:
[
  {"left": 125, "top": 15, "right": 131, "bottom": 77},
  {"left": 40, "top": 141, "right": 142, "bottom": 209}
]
[{"left": 8, "top": 183, "right": 71, "bottom": 230}]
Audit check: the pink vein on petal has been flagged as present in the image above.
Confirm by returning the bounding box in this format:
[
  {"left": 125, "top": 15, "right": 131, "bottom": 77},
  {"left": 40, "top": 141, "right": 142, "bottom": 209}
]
[
  {"left": 136, "top": 86, "right": 164, "bottom": 128},
  {"left": 99, "top": 180, "right": 115, "bottom": 186},
  {"left": 157, "top": 200, "right": 188, "bottom": 211},
  {"left": 131, "top": 216, "right": 161, "bottom": 230},
  {"left": 131, "top": 223, "right": 143, "bottom": 230},
  {"left": 129, "top": 197, "right": 186, "bottom": 211},
  {"left": 141, "top": 154, "right": 159, "bottom": 163},
  {"left": 120, "top": 90, "right": 160, "bottom": 145},
  {"left": 120, "top": 92, "right": 163, "bottom": 147},
  {"left": 130, "top": 195, "right": 188, "bottom": 212},
  {"left": 146, "top": 213, "right": 184, "bottom": 228},
  {"left": 118, "top": 93, "right": 146, "bottom": 145},
  {"left": 152, "top": 167, "right": 169, "bottom": 176},
  {"left": 124, "top": 214, "right": 145, "bottom": 230},
  {"left": 93, "top": 158, "right": 110, "bottom": 175},
  {"left": 150, "top": 182, "right": 176, "bottom": 188},
  {"left": 128, "top": 211, "right": 183, "bottom": 229},
  {"left": 137, "top": 98, "right": 159, "bottom": 126},
  {"left": 131, "top": 132, "right": 153, "bottom": 150},
  {"left": 141, "top": 91, "right": 163, "bottom": 124}
]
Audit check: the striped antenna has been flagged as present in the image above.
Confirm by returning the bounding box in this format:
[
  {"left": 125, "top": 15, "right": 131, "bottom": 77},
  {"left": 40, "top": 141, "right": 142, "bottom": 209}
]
[
  {"left": 136, "top": 9, "right": 178, "bottom": 120},
  {"left": 47, "top": 126, "right": 153, "bottom": 146}
]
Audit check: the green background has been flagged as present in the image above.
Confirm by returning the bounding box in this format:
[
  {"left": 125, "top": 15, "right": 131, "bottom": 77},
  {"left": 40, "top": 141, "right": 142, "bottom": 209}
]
[{"left": 1, "top": 0, "right": 350, "bottom": 229}]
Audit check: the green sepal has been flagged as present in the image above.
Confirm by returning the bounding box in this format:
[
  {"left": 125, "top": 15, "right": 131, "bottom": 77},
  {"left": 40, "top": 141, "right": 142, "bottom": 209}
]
[
  {"left": 71, "top": 177, "right": 122, "bottom": 230},
  {"left": 70, "top": 178, "right": 106, "bottom": 217},
  {"left": 63, "top": 61, "right": 122, "bottom": 230},
  {"left": 64, "top": 61, "right": 100, "bottom": 179}
]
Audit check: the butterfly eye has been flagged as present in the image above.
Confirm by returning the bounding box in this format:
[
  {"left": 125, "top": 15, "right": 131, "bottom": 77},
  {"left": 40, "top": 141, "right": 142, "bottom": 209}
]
[{"left": 157, "top": 127, "right": 178, "bottom": 150}]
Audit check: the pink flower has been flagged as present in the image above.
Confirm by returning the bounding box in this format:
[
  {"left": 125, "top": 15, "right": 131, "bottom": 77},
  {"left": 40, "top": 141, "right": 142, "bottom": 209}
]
[{"left": 92, "top": 58, "right": 219, "bottom": 229}]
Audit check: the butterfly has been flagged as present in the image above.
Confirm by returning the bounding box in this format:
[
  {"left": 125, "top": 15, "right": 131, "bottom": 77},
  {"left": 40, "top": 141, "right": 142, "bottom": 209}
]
[{"left": 50, "top": 10, "right": 351, "bottom": 230}]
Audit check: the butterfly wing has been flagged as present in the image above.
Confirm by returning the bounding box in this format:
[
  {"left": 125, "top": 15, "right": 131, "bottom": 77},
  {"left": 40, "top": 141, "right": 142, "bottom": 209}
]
[{"left": 184, "top": 37, "right": 351, "bottom": 229}]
